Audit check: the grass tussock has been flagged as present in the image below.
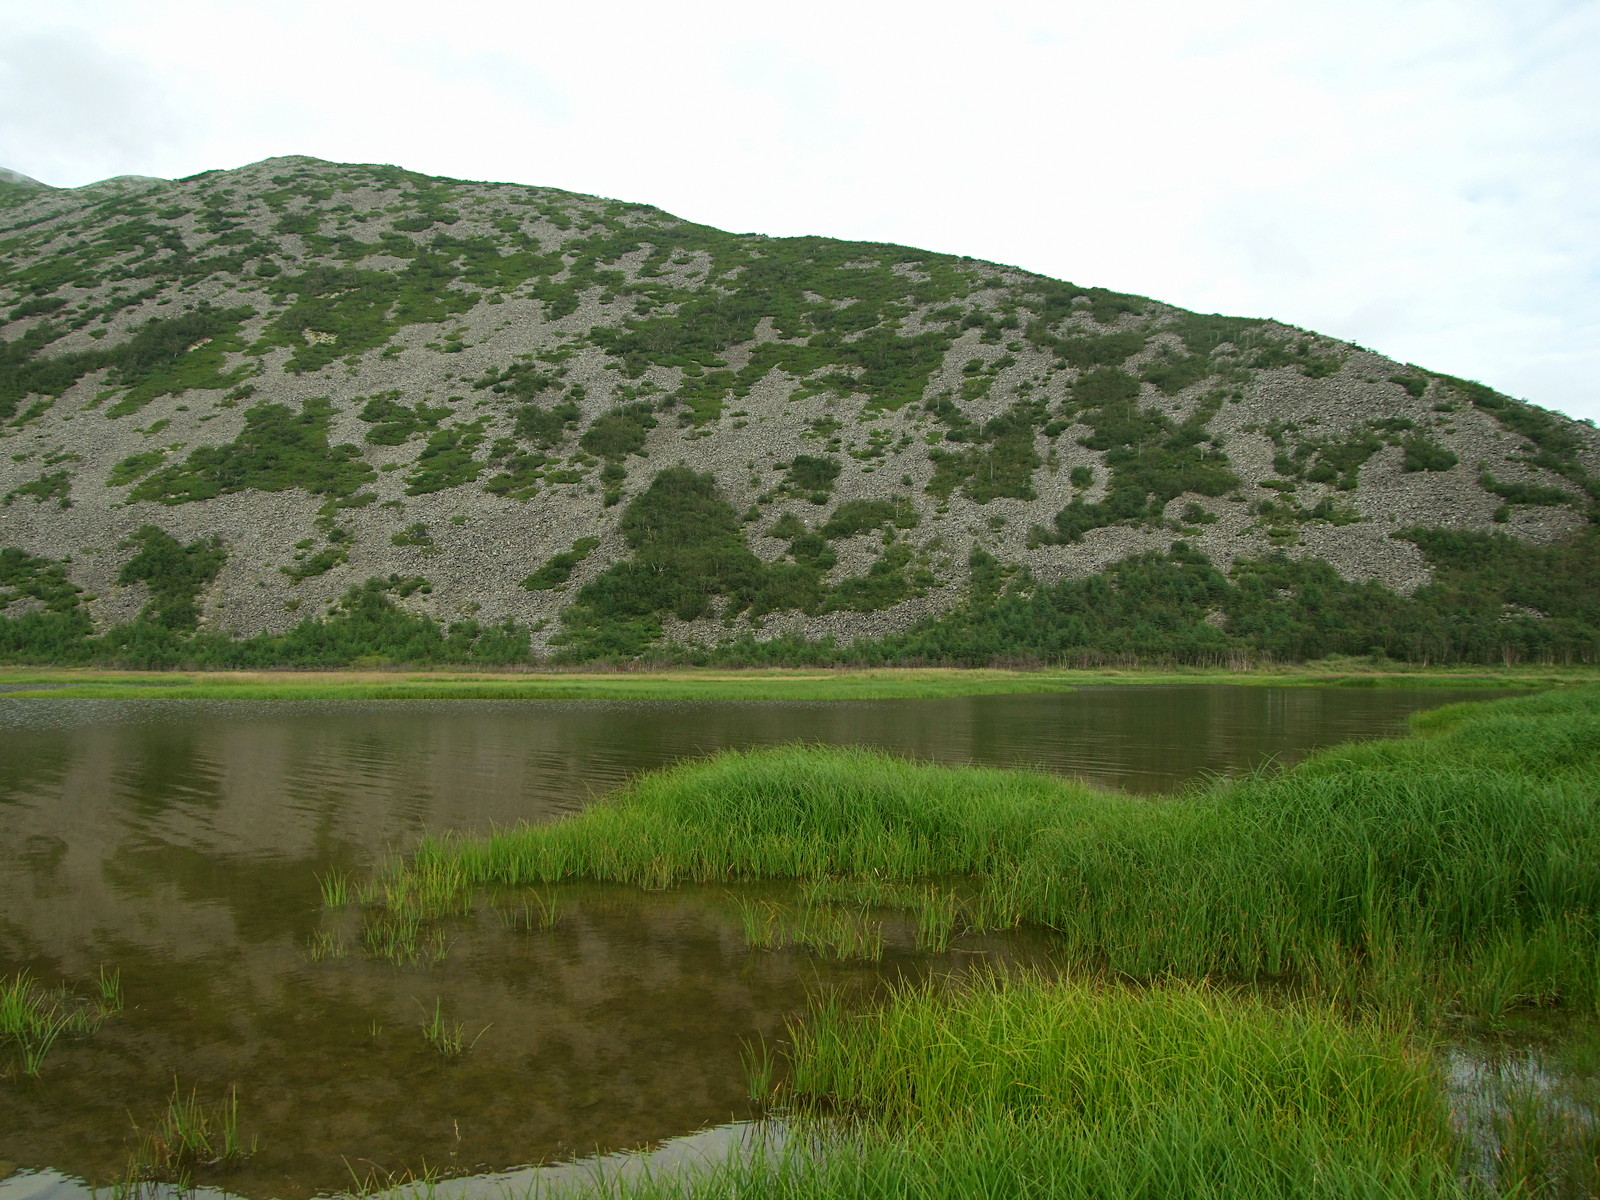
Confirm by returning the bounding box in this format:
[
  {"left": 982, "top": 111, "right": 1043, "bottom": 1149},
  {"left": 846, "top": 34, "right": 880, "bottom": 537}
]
[
  {"left": 381, "top": 685, "right": 1600, "bottom": 1017},
  {"left": 560, "top": 976, "right": 1600, "bottom": 1199}
]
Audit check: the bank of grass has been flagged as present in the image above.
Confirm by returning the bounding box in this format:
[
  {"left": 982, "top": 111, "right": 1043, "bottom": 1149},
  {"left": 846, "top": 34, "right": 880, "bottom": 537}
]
[
  {"left": 389, "top": 685, "right": 1600, "bottom": 1018},
  {"left": 362, "top": 686, "right": 1600, "bottom": 1199},
  {"left": 544, "top": 976, "right": 1581, "bottom": 1199},
  {"left": 0, "top": 661, "right": 1588, "bottom": 700}
]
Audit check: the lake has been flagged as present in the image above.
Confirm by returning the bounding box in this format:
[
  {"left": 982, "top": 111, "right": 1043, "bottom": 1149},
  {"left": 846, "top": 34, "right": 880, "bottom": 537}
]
[{"left": 0, "top": 686, "right": 1500, "bottom": 1197}]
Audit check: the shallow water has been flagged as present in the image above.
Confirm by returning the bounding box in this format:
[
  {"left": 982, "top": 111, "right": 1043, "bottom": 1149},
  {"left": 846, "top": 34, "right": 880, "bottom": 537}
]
[{"left": 0, "top": 686, "right": 1504, "bottom": 1196}]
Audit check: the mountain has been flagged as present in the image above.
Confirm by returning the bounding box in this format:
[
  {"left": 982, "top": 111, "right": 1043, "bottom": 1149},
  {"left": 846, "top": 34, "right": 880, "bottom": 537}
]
[{"left": 1, "top": 156, "right": 1596, "bottom": 667}]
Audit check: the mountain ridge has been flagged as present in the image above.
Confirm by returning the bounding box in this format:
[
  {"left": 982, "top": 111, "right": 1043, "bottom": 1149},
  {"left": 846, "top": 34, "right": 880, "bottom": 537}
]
[{"left": 1, "top": 155, "right": 1596, "bottom": 666}]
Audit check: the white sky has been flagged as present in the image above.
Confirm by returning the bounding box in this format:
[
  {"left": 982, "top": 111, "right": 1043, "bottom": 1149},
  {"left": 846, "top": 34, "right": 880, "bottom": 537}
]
[{"left": 2, "top": 0, "right": 1596, "bottom": 423}]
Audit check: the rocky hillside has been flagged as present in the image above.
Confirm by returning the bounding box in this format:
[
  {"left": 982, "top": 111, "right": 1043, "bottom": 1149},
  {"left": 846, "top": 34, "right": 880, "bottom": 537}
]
[{"left": 1, "top": 156, "right": 1596, "bottom": 665}]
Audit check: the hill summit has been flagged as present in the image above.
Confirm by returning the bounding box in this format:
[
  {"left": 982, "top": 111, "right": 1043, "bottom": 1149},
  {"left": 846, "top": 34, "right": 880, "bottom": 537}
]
[{"left": 1, "top": 156, "right": 1596, "bottom": 667}]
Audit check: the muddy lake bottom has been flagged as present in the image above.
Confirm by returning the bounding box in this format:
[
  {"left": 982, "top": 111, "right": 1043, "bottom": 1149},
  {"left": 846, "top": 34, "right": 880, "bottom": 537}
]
[{"left": 1, "top": 685, "right": 1567, "bottom": 1197}]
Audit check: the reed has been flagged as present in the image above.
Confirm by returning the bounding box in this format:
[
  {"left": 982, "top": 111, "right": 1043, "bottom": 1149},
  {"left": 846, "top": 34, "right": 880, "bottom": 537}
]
[
  {"left": 496, "top": 890, "right": 562, "bottom": 931},
  {"left": 95, "top": 965, "right": 123, "bottom": 1010},
  {"left": 307, "top": 928, "right": 347, "bottom": 961}
]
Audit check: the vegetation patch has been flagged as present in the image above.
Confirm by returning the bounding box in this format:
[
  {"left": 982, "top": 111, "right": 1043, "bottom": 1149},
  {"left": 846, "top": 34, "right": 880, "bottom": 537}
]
[
  {"left": 1, "top": 969, "right": 117, "bottom": 1079},
  {"left": 406, "top": 420, "right": 485, "bottom": 495},
  {"left": 1436, "top": 372, "right": 1600, "bottom": 521},
  {"left": 356, "top": 390, "right": 449, "bottom": 444},
  {"left": 116, "top": 526, "right": 227, "bottom": 630},
  {"left": 3, "top": 469, "right": 72, "bottom": 508},
  {"left": 820, "top": 498, "right": 920, "bottom": 540},
  {"left": 579, "top": 402, "right": 657, "bottom": 460},
  {"left": 1037, "top": 386, "right": 1236, "bottom": 543},
  {"left": 555, "top": 466, "right": 766, "bottom": 657},
  {"left": 927, "top": 400, "right": 1046, "bottom": 503},
  {"left": 130, "top": 397, "right": 374, "bottom": 504},
  {"left": 511, "top": 398, "right": 582, "bottom": 449},
  {"left": 107, "top": 450, "right": 167, "bottom": 487},
  {"left": 0, "top": 305, "right": 254, "bottom": 422},
  {"left": 521, "top": 536, "right": 600, "bottom": 590},
  {"left": 777, "top": 454, "right": 842, "bottom": 503},
  {"left": 590, "top": 235, "right": 968, "bottom": 421},
  {"left": 255, "top": 260, "right": 477, "bottom": 373}
]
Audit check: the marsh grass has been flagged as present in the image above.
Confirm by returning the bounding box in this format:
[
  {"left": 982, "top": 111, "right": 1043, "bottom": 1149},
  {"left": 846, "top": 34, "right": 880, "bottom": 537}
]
[
  {"left": 96, "top": 965, "right": 123, "bottom": 1009},
  {"left": 319, "top": 868, "right": 354, "bottom": 908},
  {"left": 417, "top": 998, "right": 488, "bottom": 1057},
  {"left": 0, "top": 663, "right": 1577, "bottom": 702},
  {"left": 733, "top": 899, "right": 885, "bottom": 961},
  {"left": 568, "top": 974, "right": 1470, "bottom": 1200},
  {"left": 116, "top": 1080, "right": 254, "bottom": 1196},
  {"left": 495, "top": 890, "right": 563, "bottom": 931},
  {"left": 361, "top": 913, "right": 449, "bottom": 965},
  {"left": 376, "top": 686, "right": 1600, "bottom": 1019},
  {"left": 307, "top": 928, "right": 347, "bottom": 961},
  {"left": 1447, "top": 1042, "right": 1600, "bottom": 1200},
  {"left": 0, "top": 969, "right": 111, "bottom": 1077},
  {"left": 1489, "top": 1088, "right": 1600, "bottom": 1199}
]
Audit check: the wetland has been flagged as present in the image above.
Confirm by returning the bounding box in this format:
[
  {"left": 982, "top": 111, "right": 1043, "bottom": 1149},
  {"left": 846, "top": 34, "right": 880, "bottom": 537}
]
[{"left": 1, "top": 680, "right": 1596, "bottom": 1199}]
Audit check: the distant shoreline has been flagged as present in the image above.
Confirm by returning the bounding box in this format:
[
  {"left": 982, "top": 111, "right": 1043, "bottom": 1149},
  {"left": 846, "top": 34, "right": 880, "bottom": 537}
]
[{"left": 0, "top": 662, "right": 1587, "bottom": 701}]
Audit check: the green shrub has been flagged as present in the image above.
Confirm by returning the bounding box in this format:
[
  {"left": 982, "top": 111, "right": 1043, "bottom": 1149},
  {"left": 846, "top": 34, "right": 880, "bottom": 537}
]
[
  {"left": 3, "top": 470, "right": 72, "bottom": 508},
  {"left": 927, "top": 403, "right": 1044, "bottom": 503},
  {"left": 1480, "top": 471, "right": 1577, "bottom": 508},
  {"left": 1400, "top": 434, "right": 1458, "bottom": 473},
  {"left": 131, "top": 397, "right": 374, "bottom": 504},
  {"left": 357, "top": 392, "right": 449, "bottom": 445},
  {"left": 512, "top": 400, "right": 580, "bottom": 449},
  {"left": 116, "top": 526, "right": 227, "bottom": 630},
  {"left": 406, "top": 421, "right": 486, "bottom": 495},
  {"left": 578, "top": 403, "right": 656, "bottom": 459},
  {"left": 781, "top": 454, "right": 842, "bottom": 499},
  {"left": 820, "top": 498, "right": 920, "bottom": 539},
  {"left": 556, "top": 466, "right": 766, "bottom": 656},
  {"left": 521, "top": 537, "right": 600, "bottom": 590},
  {"left": 0, "top": 305, "right": 254, "bottom": 422},
  {"left": 107, "top": 450, "right": 166, "bottom": 487}
]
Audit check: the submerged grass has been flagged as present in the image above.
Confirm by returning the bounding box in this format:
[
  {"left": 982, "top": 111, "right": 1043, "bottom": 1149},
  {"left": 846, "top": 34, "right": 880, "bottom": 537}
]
[
  {"left": 384, "top": 685, "right": 1600, "bottom": 1017},
  {"left": 734, "top": 899, "right": 886, "bottom": 960}
]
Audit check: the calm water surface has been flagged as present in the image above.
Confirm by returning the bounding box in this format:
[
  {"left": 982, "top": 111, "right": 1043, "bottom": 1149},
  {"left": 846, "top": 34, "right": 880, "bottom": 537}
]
[{"left": 0, "top": 686, "right": 1501, "bottom": 1196}]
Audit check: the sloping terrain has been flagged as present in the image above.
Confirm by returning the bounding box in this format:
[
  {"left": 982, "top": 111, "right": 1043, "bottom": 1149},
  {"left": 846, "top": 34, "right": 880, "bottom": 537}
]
[{"left": 0, "top": 156, "right": 1596, "bottom": 665}]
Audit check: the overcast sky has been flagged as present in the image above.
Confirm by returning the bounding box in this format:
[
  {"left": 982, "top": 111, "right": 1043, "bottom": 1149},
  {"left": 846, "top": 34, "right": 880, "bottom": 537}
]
[{"left": 2, "top": 0, "right": 1596, "bottom": 423}]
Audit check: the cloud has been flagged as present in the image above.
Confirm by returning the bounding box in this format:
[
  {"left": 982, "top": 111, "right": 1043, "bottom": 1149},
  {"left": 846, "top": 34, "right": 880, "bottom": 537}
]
[
  {"left": 0, "top": 0, "right": 1595, "bottom": 422},
  {"left": 0, "top": 30, "right": 185, "bottom": 184}
]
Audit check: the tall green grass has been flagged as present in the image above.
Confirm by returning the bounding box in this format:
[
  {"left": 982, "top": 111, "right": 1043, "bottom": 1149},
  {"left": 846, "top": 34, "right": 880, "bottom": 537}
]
[
  {"left": 546, "top": 974, "right": 1600, "bottom": 1199},
  {"left": 381, "top": 686, "right": 1600, "bottom": 1016}
]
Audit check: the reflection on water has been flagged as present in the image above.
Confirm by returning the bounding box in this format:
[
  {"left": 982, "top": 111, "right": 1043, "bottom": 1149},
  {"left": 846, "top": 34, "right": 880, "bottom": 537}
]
[{"left": 0, "top": 687, "right": 1500, "bottom": 1196}]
